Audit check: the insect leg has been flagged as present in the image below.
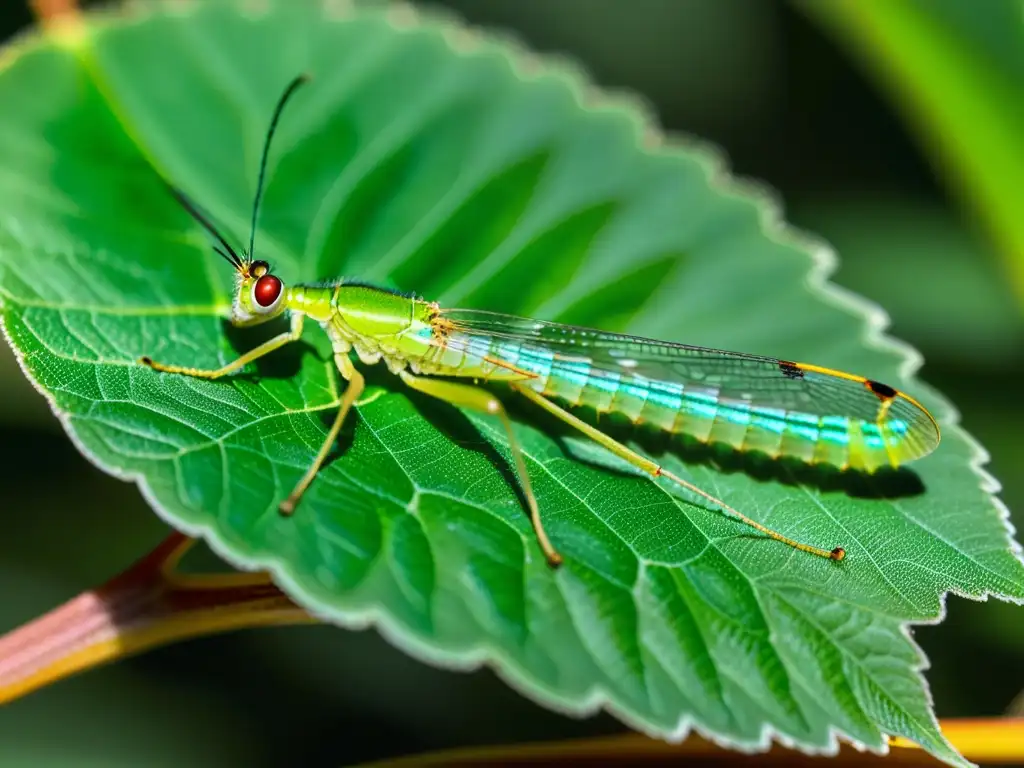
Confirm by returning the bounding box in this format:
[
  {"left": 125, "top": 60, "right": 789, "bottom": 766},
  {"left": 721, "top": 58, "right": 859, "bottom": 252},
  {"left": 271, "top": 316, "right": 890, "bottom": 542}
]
[
  {"left": 511, "top": 383, "right": 845, "bottom": 562},
  {"left": 398, "top": 371, "right": 562, "bottom": 569},
  {"left": 140, "top": 314, "right": 305, "bottom": 380},
  {"left": 279, "top": 352, "right": 364, "bottom": 516}
]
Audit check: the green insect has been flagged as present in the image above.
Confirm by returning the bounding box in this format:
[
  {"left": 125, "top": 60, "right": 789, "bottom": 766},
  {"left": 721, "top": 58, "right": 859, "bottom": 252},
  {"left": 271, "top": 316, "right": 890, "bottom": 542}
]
[{"left": 141, "top": 75, "right": 940, "bottom": 569}]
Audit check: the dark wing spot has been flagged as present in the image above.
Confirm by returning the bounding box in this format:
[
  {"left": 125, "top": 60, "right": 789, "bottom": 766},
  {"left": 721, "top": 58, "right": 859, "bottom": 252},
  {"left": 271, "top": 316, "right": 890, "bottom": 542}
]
[
  {"left": 779, "top": 360, "right": 804, "bottom": 380},
  {"left": 866, "top": 379, "right": 897, "bottom": 400}
]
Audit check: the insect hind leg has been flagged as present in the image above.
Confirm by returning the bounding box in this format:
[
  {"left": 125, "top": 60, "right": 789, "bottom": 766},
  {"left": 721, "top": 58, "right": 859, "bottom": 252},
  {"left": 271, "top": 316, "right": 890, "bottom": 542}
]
[
  {"left": 511, "top": 383, "right": 845, "bottom": 562},
  {"left": 398, "top": 371, "right": 562, "bottom": 569}
]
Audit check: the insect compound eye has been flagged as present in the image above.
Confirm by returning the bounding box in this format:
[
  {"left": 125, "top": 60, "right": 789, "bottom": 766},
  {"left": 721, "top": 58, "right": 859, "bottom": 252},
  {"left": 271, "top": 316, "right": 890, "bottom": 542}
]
[{"left": 253, "top": 274, "right": 283, "bottom": 308}]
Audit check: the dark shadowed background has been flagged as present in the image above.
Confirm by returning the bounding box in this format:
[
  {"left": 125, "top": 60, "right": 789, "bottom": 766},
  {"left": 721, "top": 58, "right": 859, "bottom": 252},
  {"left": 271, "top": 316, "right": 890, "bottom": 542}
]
[{"left": 0, "top": 1, "right": 1020, "bottom": 766}]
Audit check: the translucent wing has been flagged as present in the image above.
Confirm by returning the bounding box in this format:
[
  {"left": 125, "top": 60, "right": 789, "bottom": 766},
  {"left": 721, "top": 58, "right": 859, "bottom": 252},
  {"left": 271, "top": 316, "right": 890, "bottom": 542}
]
[{"left": 437, "top": 308, "right": 940, "bottom": 472}]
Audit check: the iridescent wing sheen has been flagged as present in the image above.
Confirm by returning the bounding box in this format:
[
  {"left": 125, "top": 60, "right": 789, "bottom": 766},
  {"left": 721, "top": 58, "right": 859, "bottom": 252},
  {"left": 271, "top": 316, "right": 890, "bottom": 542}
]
[{"left": 436, "top": 308, "right": 940, "bottom": 472}]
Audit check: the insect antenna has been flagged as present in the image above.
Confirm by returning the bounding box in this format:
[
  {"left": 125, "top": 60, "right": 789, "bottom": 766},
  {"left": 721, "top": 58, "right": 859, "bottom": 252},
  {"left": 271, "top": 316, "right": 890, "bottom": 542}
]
[
  {"left": 213, "top": 246, "right": 239, "bottom": 267},
  {"left": 164, "top": 181, "right": 244, "bottom": 270},
  {"left": 246, "top": 73, "right": 311, "bottom": 266}
]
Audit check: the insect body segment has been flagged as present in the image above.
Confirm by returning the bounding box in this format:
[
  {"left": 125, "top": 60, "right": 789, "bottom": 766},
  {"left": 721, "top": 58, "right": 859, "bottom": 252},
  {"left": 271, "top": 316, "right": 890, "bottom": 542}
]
[
  {"left": 139, "top": 74, "right": 940, "bottom": 570},
  {"left": 431, "top": 311, "right": 940, "bottom": 475}
]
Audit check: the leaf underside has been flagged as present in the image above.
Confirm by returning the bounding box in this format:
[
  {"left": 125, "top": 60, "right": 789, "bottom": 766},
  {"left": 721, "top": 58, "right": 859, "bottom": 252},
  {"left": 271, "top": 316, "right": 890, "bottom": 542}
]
[{"left": 0, "top": 2, "right": 1021, "bottom": 766}]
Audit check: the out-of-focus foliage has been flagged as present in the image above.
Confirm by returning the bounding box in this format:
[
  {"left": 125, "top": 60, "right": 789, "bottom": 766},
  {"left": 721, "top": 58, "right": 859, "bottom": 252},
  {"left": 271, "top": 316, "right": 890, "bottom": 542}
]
[
  {"left": 803, "top": 0, "right": 1024, "bottom": 301},
  {"left": 793, "top": 194, "right": 1022, "bottom": 365}
]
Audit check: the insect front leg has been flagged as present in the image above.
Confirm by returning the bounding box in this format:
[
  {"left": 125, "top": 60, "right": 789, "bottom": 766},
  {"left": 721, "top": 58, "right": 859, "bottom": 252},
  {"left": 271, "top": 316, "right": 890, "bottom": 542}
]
[
  {"left": 397, "top": 371, "right": 562, "bottom": 569},
  {"left": 279, "top": 352, "right": 364, "bottom": 516},
  {"left": 140, "top": 313, "right": 305, "bottom": 380}
]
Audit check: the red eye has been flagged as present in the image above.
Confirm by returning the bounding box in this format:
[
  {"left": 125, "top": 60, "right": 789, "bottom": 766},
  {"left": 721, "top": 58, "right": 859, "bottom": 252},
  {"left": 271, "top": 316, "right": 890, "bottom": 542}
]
[{"left": 253, "top": 274, "right": 283, "bottom": 307}]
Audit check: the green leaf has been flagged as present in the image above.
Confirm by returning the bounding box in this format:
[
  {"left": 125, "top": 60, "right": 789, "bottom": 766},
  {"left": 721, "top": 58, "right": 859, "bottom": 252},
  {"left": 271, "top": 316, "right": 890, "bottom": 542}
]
[
  {"left": 800, "top": 0, "right": 1024, "bottom": 303},
  {"left": 0, "top": 2, "right": 1021, "bottom": 766}
]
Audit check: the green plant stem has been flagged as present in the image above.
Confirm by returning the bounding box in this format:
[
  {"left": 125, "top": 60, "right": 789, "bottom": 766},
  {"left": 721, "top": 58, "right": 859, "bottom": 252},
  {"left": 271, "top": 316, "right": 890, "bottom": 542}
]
[
  {"left": 0, "top": 532, "right": 313, "bottom": 706},
  {"left": 802, "top": 0, "right": 1024, "bottom": 305}
]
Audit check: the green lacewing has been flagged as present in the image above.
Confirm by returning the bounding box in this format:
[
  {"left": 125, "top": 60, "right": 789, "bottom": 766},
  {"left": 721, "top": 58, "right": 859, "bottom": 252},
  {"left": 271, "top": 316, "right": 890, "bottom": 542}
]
[{"left": 141, "top": 76, "right": 940, "bottom": 568}]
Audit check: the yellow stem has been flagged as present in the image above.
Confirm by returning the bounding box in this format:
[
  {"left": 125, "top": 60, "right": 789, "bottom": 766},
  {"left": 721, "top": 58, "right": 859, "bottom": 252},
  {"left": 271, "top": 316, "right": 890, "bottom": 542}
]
[{"left": 358, "top": 719, "right": 1024, "bottom": 766}]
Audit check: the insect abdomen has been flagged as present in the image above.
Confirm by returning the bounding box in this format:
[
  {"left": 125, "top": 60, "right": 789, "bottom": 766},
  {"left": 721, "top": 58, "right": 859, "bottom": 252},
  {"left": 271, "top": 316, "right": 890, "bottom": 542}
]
[
  {"left": 445, "top": 336, "right": 928, "bottom": 473},
  {"left": 524, "top": 355, "right": 920, "bottom": 473}
]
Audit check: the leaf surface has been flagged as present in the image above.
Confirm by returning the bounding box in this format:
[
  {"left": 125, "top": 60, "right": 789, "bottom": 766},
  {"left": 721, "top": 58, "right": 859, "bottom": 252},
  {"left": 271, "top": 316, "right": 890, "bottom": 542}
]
[{"left": 0, "top": 3, "right": 1021, "bottom": 766}]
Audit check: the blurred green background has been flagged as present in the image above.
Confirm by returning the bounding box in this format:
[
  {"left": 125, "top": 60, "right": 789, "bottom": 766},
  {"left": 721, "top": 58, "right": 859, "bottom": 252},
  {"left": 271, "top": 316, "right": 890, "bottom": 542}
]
[{"left": 0, "top": 1, "right": 1020, "bottom": 766}]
